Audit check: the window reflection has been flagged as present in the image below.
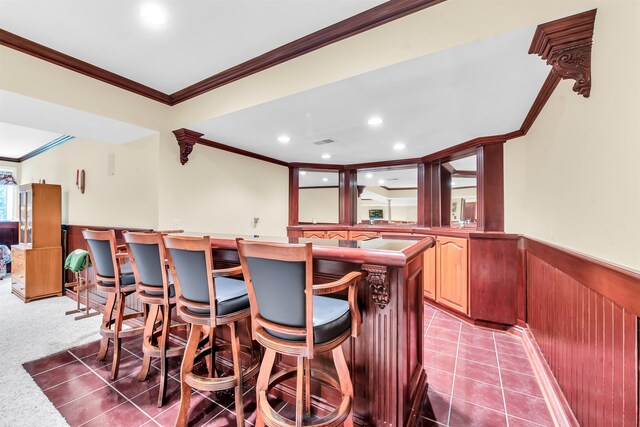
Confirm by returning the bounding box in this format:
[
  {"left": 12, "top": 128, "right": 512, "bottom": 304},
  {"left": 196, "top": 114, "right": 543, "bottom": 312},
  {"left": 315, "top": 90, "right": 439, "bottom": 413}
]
[
  {"left": 356, "top": 165, "right": 418, "bottom": 225},
  {"left": 446, "top": 155, "right": 477, "bottom": 226},
  {"left": 298, "top": 169, "right": 339, "bottom": 224}
]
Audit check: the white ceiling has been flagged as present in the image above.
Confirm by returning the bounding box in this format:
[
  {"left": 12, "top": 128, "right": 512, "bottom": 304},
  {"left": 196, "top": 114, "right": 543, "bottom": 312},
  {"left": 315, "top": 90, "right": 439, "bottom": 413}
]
[
  {"left": 0, "top": 90, "right": 156, "bottom": 148},
  {"left": 449, "top": 155, "right": 477, "bottom": 172},
  {"left": 0, "top": 0, "right": 385, "bottom": 94},
  {"left": 0, "top": 122, "right": 64, "bottom": 158},
  {"left": 191, "top": 24, "right": 551, "bottom": 164}
]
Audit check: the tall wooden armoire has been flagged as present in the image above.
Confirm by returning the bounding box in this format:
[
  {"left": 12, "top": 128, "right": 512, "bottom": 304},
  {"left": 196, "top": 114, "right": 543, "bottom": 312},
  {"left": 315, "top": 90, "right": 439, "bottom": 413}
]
[{"left": 11, "top": 183, "right": 62, "bottom": 302}]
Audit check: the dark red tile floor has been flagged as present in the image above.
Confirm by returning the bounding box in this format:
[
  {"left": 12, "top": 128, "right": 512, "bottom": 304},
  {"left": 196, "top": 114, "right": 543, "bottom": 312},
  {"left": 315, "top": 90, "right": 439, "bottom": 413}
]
[{"left": 23, "top": 304, "right": 554, "bottom": 426}]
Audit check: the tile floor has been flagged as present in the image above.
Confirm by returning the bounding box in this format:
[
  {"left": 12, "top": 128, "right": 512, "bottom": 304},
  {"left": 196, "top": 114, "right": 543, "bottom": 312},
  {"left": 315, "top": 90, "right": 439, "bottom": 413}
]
[{"left": 23, "top": 303, "right": 555, "bottom": 426}]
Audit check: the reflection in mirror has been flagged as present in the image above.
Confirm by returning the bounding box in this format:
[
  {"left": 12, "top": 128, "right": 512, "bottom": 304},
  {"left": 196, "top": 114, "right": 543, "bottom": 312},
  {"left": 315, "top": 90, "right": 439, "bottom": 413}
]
[
  {"left": 446, "top": 155, "right": 477, "bottom": 227},
  {"left": 298, "top": 169, "right": 339, "bottom": 224},
  {"left": 356, "top": 165, "right": 418, "bottom": 225}
]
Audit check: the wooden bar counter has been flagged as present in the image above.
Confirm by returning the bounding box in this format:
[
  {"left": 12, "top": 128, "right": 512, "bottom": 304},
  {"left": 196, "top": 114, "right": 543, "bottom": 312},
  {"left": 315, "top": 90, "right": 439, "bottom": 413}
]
[{"left": 189, "top": 233, "right": 435, "bottom": 427}]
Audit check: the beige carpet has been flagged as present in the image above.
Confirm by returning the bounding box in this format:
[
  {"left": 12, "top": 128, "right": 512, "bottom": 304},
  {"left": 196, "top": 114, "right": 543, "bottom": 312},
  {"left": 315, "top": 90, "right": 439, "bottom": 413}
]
[{"left": 0, "top": 276, "right": 102, "bottom": 427}]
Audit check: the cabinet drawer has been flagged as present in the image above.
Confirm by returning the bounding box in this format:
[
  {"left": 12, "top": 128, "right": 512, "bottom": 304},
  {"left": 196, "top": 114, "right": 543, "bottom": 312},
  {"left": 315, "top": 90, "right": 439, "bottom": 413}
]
[
  {"left": 327, "top": 231, "right": 348, "bottom": 240},
  {"left": 303, "top": 231, "right": 326, "bottom": 239},
  {"left": 11, "top": 258, "right": 25, "bottom": 275},
  {"left": 11, "top": 276, "right": 26, "bottom": 296}
]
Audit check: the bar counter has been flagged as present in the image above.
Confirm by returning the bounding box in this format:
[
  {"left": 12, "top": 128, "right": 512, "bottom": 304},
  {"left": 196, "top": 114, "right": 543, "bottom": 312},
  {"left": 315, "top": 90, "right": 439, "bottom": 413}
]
[{"left": 181, "top": 233, "right": 435, "bottom": 427}]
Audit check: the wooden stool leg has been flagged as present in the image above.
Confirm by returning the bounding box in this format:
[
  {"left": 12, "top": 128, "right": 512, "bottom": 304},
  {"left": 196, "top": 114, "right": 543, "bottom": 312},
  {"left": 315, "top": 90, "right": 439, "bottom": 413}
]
[
  {"left": 206, "top": 326, "right": 217, "bottom": 378},
  {"left": 97, "top": 292, "right": 116, "bottom": 362},
  {"left": 295, "top": 357, "right": 304, "bottom": 427},
  {"left": 332, "top": 346, "right": 354, "bottom": 427},
  {"left": 230, "top": 321, "right": 244, "bottom": 427},
  {"left": 176, "top": 324, "right": 202, "bottom": 427},
  {"left": 303, "top": 357, "right": 311, "bottom": 415},
  {"left": 110, "top": 293, "right": 126, "bottom": 380},
  {"left": 157, "top": 304, "right": 171, "bottom": 407},
  {"left": 139, "top": 304, "right": 160, "bottom": 381},
  {"left": 255, "top": 348, "right": 276, "bottom": 427}
]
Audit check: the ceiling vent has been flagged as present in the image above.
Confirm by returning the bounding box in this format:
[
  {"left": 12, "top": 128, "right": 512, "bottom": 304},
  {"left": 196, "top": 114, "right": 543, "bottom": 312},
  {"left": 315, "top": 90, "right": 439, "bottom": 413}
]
[{"left": 312, "top": 138, "right": 335, "bottom": 146}]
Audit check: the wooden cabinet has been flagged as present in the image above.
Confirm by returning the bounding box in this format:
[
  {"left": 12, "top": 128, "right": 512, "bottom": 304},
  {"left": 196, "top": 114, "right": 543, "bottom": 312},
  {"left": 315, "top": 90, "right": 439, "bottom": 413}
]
[
  {"left": 11, "top": 183, "right": 63, "bottom": 302},
  {"left": 423, "top": 243, "right": 436, "bottom": 299},
  {"left": 326, "top": 230, "right": 348, "bottom": 240},
  {"left": 435, "top": 236, "right": 468, "bottom": 314},
  {"left": 348, "top": 231, "right": 380, "bottom": 240},
  {"left": 302, "top": 230, "right": 327, "bottom": 239},
  {"left": 302, "top": 230, "right": 349, "bottom": 239},
  {"left": 423, "top": 235, "right": 469, "bottom": 315}
]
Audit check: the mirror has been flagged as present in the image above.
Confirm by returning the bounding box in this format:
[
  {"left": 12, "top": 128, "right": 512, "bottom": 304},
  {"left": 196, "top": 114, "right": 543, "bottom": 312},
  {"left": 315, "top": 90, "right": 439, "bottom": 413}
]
[
  {"left": 356, "top": 165, "right": 418, "bottom": 225},
  {"left": 298, "top": 169, "right": 339, "bottom": 224},
  {"left": 445, "top": 155, "right": 477, "bottom": 227}
]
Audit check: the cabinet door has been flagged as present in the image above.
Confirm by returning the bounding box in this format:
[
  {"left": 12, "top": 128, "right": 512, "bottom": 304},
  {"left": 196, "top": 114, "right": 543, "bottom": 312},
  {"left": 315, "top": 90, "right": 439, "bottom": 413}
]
[
  {"left": 423, "top": 244, "right": 436, "bottom": 300},
  {"left": 303, "top": 231, "right": 326, "bottom": 239},
  {"left": 436, "top": 236, "right": 468, "bottom": 314},
  {"left": 348, "top": 231, "right": 379, "bottom": 240},
  {"left": 326, "top": 231, "right": 348, "bottom": 240}
]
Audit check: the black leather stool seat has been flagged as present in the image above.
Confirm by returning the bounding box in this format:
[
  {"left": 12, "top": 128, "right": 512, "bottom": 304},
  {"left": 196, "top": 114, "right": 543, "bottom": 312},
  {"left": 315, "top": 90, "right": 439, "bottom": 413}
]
[
  {"left": 102, "top": 261, "right": 135, "bottom": 287},
  {"left": 186, "top": 277, "right": 250, "bottom": 317},
  {"left": 267, "top": 296, "right": 351, "bottom": 344}
]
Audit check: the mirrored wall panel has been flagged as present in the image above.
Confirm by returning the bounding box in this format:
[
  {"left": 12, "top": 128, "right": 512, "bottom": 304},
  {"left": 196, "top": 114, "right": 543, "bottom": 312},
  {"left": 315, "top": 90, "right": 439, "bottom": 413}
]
[
  {"left": 298, "top": 169, "right": 339, "bottom": 224},
  {"left": 356, "top": 165, "right": 418, "bottom": 225},
  {"left": 446, "top": 155, "right": 477, "bottom": 226}
]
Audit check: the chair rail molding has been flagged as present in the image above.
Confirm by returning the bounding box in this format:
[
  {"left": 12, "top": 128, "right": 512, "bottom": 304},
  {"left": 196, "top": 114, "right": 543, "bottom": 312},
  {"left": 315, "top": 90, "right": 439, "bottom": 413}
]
[{"left": 529, "top": 9, "right": 596, "bottom": 98}]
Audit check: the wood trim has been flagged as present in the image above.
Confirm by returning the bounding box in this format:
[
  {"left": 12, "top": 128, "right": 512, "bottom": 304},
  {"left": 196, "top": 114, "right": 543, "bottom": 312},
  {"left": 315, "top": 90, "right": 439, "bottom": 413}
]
[
  {"left": 299, "top": 185, "right": 339, "bottom": 190},
  {"left": 529, "top": 9, "right": 596, "bottom": 98},
  {"left": 0, "top": 135, "right": 75, "bottom": 163},
  {"left": 475, "top": 143, "right": 504, "bottom": 232},
  {"left": 288, "top": 167, "right": 299, "bottom": 226},
  {"left": 172, "top": 128, "right": 203, "bottom": 165},
  {"left": 520, "top": 71, "right": 561, "bottom": 134},
  {"left": 451, "top": 170, "right": 476, "bottom": 177},
  {"left": 168, "top": 0, "right": 445, "bottom": 104},
  {"left": 197, "top": 136, "right": 288, "bottom": 167},
  {"left": 339, "top": 169, "right": 357, "bottom": 225},
  {"left": 416, "top": 163, "right": 428, "bottom": 227},
  {"left": 1, "top": 2, "right": 444, "bottom": 105},
  {"left": 524, "top": 237, "right": 640, "bottom": 316},
  {"left": 0, "top": 29, "right": 172, "bottom": 105},
  {"left": 517, "top": 327, "right": 581, "bottom": 427}
]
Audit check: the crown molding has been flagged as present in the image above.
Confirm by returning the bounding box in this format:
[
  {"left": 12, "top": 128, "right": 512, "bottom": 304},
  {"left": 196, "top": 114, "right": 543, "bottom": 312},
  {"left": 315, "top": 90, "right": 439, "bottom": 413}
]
[
  {"left": 0, "top": 135, "right": 75, "bottom": 163},
  {"left": 529, "top": 9, "right": 596, "bottom": 98},
  {"left": 0, "top": 1, "right": 444, "bottom": 106},
  {"left": 0, "top": 29, "right": 172, "bottom": 105}
]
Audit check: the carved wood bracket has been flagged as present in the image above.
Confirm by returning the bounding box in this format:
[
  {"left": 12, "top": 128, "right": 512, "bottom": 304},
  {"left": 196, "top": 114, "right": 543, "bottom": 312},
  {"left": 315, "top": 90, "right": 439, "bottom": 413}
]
[
  {"left": 362, "top": 264, "right": 390, "bottom": 309},
  {"left": 172, "top": 128, "right": 204, "bottom": 165},
  {"left": 529, "top": 9, "right": 596, "bottom": 98}
]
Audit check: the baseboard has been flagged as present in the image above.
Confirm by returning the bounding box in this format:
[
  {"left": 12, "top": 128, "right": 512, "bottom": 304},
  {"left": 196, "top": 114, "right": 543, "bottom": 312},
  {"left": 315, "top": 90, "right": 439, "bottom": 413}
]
[
  {"left": 424, "top": 298, "right": 510, "bottom": 331},
  {"left": 516, "top": 326, "right": 580, "bottom": 427}
]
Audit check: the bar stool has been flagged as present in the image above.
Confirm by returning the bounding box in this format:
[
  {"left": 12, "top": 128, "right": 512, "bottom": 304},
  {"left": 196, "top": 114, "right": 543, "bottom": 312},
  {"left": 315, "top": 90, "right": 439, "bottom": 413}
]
[
  {"left": 236, "top": 239, "right": 362, "bottom": 427},
  {"left": 123, "top": 231, "right": 186, "bottom": 407},
  {"left": 163, "top": 235, "right": 260, "bottom": 427},
  {"left": 82, "top": 229, "right": 144, "bottom": 380}
]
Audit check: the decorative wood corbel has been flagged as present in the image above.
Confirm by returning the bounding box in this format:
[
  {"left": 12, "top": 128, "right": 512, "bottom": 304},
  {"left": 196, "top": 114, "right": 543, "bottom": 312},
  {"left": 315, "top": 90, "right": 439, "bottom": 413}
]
[
  {"left": 529, "top": 9, "right": 596, "bottom": 98},
  {"left": 362, "top": 264, "right": 390, "bottom": 309},
  {"left": 172, "top": 128, "right": 204, "bottom": 165}
]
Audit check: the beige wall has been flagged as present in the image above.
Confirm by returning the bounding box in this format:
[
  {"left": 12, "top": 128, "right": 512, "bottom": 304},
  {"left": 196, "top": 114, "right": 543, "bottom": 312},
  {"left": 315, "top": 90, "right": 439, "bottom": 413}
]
[
  {"left": 504, "top": 1, "right": 640, "bottom": 270},
  {"left": 156, "top": 134, "right": 289, "bottom": 236},
  {"left": 299, "top": 187, "right": 339, "bottom": 224},
  {"left": 19, "top": 135, "right": 160, "bottom": 229}
]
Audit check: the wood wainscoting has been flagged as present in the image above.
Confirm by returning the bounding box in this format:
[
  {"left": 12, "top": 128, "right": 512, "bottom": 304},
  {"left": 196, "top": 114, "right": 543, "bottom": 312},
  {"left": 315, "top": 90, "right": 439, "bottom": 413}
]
[{"left": 523, "top": 238, "right": 639, "bottom": 427}]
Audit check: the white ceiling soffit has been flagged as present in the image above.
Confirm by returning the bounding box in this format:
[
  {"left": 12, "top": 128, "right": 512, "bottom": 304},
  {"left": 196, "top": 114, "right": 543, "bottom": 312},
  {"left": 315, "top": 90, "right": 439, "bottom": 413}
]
[
  {"left": 0, "top": 122, "right": 64, "bottom": 158},
  {"left": 0, "top": 90, "right": 156, "bottom": 145},
  {"left": 449, "top": 155, "right": 477, "bottom": 171},
  {"left": 452, "top": 177, "right": 477, "bottom": 188},
  {"left": 191, "top": 24, "right": 551, "bottom": 165},
  {"left": 0, "top": 0, "right": 385, "bottom": 94}
]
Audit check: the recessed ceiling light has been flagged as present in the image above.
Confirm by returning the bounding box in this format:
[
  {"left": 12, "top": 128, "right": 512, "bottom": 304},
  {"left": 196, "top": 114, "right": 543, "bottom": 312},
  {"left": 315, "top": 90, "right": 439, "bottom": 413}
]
[
  {"left": 393, "top": 142, "right": 406, "bottom": 150},
  {"left": 365, "top": 173, "right": 373, "bottom": 179},
  {"left": 139, "top": 3, "right": 167, "bottom": 26},
  {"left": 378, "top": 179, "right": 385, "bottom": 185},
  {"left": 300, "top": 171, "right": 307, "bottom": 175},
  {"left": 277, "top": 135, "right": 290, "bottom": 144},
  {"left": 321, "top": 153, "right": 331, "bottom": 159},
  {"left": 322, "top": 177, "right": 329, "bottom": 182},
  {"left": 367, "top": 116, "right": 383, "bottom": 126}
]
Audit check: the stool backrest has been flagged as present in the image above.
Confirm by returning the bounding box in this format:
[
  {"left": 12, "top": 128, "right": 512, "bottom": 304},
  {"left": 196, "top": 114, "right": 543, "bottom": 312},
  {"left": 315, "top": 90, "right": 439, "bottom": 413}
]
[
  {"left": 123, "top": 231, "right": 169, "bottom": 302},
  {"left": 163, "top": 235, "right": 217, "bottom": 322},
  {"left": 236, "top": 239, "right": 314, "bottom": 355},
  {"left": 82, "top": 229, "right": 122, "bottom": 289}
]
